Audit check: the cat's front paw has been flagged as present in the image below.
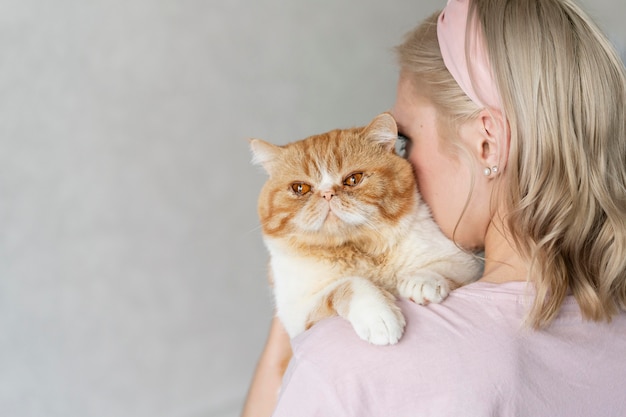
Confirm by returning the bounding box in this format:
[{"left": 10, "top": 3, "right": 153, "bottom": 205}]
[
  {"left": 347, "top": 298, "right": 406, "bottom": 345},
  {"left": 398, "top": 273, "right": 450, "bottom": 305}
]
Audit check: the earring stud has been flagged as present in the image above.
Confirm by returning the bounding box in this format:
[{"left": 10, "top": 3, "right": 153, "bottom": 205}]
[{"left": 484, "top": 166, "right": 499, "bottom": 176}]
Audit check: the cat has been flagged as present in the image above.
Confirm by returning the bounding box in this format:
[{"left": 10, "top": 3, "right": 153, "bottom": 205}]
[{"left": 250, "top": 112, "right": 482, "bottom": 345}]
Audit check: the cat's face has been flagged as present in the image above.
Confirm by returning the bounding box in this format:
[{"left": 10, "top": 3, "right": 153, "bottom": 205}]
[{"left": 251, "top": 113, "right": 417, "bottom": 246}]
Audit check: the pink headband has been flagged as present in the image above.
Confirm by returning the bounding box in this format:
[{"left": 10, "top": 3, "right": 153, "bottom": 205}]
[{"left": 437, "top": 0, "right": 500, "bottom": 110}]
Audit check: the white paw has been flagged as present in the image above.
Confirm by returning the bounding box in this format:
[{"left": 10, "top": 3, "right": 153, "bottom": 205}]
[
  {"left": 398, "top": 274, "right": 450, "bottom": 305},
  {"left": 347, "top": 298, "right": 406, "bottom": 345}
]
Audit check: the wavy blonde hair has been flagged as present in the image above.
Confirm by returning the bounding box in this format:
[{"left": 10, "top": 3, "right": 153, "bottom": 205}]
[{"left": 396, "top": 0, "right": 626, "bottom": 328}]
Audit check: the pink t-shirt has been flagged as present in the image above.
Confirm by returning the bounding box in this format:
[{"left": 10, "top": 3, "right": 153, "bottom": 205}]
[{"left": 272, "top": 281, "right": 626, "bottom": 416}]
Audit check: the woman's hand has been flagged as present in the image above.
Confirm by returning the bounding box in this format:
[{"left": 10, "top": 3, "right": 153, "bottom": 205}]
[{"left": 241, "top": 316, "right": 292, "bottom": 417}]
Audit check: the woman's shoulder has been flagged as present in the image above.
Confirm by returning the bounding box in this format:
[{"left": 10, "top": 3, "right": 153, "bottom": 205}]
[
  {"left": 278, "top": 282, "right": 530, "bottom": 415},
  {"left": 279, "top": 281, "right": 626, "bottom": 416},
  {"left": 289, "top": 281, "right": 529, "bottom": 383},
  {"left": 293, "top": 281, "right": 531, "bottom": 355},
  {"left": 291, "top": 279, "right": 625, "bottom": 362}
]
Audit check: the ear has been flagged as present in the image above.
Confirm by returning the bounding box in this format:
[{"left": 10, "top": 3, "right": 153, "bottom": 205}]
[
  {"left": 472, "top": 109, "right": 510, "bottom": 177},
  {"left": 249, "top": 138, "right": 282, "bottom": 175},
  {"left": 362, "top": 112, "right": 398, "bottom": 152}
]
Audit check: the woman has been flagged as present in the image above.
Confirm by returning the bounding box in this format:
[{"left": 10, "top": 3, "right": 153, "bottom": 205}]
[{"left": 242, "top": 0, "right": 626, "bottom": 415}]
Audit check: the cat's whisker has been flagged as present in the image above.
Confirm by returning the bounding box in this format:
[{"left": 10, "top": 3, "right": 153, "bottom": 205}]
[
  {"left": 245, "top": 216, "right": 287, "bottom": 235},
  {"left": 244, "top": 223, "right": 265, "bottom": 234}
]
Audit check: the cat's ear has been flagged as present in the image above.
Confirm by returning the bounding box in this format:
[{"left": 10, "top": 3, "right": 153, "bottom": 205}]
[
  {"left": 249, "top": 138, "right": 281, "bottom": 174},
  {"left": 362, "top": 112, "right": 398, "bottom": 152}
]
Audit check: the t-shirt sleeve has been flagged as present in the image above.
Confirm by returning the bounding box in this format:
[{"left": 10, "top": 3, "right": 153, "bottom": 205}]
[{"left": 271, "top": 354, "right": 347, "bottom": 417}]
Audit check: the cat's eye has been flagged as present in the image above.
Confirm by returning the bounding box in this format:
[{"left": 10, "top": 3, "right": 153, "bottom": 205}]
[
  {"left": 395, "top": 134, "right": 410, "bottom": 159},
  {"left": 291, "top": 182, "right": 311, "bottom": 195},
  {"left": 343, "top": 173, "right": 364, "bottom": 187}
]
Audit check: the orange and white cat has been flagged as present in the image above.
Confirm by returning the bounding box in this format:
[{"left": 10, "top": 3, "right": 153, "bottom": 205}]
[{"left": 250, "top": 113, "right": 481, "bottom": 345}]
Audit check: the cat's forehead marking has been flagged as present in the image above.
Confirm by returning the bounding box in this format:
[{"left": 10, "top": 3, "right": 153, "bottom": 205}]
[{"left": 318, "top": 169, "right": 338, "bottom": 190}]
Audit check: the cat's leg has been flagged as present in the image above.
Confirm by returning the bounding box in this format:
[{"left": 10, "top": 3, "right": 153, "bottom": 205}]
[
  {"left": 397, "top": 270, "right": 451, "bottom": 305},
  {"left": 309, "top": 276, "right": 406, "bottom": 345}
]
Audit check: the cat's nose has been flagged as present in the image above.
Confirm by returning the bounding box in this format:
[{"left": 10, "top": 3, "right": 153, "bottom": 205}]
[{"left": 321, "top": 190, "right": 335, "bottom": 201}]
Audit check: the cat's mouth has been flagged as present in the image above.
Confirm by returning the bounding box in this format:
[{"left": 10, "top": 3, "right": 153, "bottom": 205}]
[
  {"left": 321, "top": 203, "right": 358, "bottom": 229},
  {"left": 323, "top": 206, "right": 340, "bottom": 223},
  {"left": 310, "top": 202, "right": 341, "bottom": 230},
  {"left": 302, "top": 200, "right": 366, "bottom": 235}
]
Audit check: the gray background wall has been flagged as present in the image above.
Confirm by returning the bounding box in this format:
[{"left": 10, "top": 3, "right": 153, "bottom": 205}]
[{"left": 0, "top": 1, "right": 623, "bottom": 417}]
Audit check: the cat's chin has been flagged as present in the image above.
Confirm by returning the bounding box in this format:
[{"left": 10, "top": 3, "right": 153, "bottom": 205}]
[
  {"left": 296, "top": 223, "right": 371, "bottom": 248},
  {"left": 294, "top": 232, "right": 352, "bottom": 248}
]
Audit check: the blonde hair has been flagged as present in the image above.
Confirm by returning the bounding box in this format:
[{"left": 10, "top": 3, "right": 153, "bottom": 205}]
[{"left": 396, "top": 0, "right": 626, "bottom": 328}]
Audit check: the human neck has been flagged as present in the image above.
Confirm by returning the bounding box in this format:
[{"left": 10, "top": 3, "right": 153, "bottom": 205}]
[{"left": 479, "top": 217, "right": 529, "bottom": 284}]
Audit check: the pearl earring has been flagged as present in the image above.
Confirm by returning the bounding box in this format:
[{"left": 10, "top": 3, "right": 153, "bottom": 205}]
[{"left": 484, "top": 166, "right": 499, "bottom": 176}]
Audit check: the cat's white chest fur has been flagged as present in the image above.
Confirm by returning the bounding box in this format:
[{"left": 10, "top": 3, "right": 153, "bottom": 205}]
[{"left": 264, "top": 240, "right": 342, "bottom": 337}]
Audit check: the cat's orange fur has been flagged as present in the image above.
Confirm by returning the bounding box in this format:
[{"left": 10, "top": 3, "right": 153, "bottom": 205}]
[{"left": 251, "top": 113, "right": 482, "bottom": 345}]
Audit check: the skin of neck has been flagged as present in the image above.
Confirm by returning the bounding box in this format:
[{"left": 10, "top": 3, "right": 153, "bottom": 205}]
[{"left": 479, "top": 211, "right": 529, "bottom": 284}]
